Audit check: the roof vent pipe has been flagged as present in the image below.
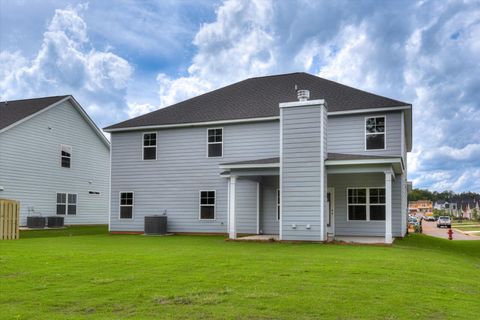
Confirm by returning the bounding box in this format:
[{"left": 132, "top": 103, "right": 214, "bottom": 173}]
[{"left": 297, "top": 89, "right": 310, "bottom": 101}]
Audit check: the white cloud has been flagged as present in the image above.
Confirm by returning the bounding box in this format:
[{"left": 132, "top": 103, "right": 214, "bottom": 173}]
[
  {"left": 0, "top": 4, "right": 133, "bottom": 126},
  {"left": 126, "top": 102, "right": 158, "bottom": 118},
  {"left": 155, "top": 0, "right": 276, "bottom": 107}
]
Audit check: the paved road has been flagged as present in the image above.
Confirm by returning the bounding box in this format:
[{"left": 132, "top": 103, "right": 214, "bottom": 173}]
[{"left": 421, "top": 221, "right": 480, "bottom": 240}]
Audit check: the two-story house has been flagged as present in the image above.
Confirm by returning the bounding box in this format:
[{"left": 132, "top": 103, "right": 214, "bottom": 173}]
[
  {"left": 0, "top": 95, "right": 110, "bottom": 225},
  {"left": 105, "top": 73, "right": 412, "bottom": 243}
]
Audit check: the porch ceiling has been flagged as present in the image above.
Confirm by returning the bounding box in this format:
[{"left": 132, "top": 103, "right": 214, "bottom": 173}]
[{"left": 325, "top": 153, "right": 404, "bottom": 175}]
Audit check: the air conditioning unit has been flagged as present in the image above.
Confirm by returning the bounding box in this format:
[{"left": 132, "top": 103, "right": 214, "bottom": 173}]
[{"left": 144, "top": 215, "right": 167, "bottom": 235}]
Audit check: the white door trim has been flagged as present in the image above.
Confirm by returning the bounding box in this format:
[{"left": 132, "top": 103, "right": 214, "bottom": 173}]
[{"left": 327, "top": 187, "right": 335, "bottom": 236}]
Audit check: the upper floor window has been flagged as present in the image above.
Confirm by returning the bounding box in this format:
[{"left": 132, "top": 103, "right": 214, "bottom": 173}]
[
  {"left": 61, "top": 145, "right": 72, "bottom": 168},
  {"left": 143, "top": 132, "right": 157, "bottom": 160},
  {"left": 207, "top": 128, "right": 223, "bottom": 157},
  {"left": 365, "top": 116, "right": 385, "bottom": 150}
]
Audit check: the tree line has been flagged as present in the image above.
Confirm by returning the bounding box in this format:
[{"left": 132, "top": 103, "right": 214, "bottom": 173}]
[{"left": 408, "top": 189, "right": 480, "bottom": 203}]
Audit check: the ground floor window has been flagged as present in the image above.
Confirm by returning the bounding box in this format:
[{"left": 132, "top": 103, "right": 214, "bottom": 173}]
[
  {"left": 200, "top": 191, "right": 215, "bottom": 220},
  {"left": 120, "top": 192, "right": 134, "bottom": 219},
  {"left": 56, "top": 193, "right": 77, "bottom": 215},
  {"left": 347, "top": 188, "right": 385, "bottom": 221}
]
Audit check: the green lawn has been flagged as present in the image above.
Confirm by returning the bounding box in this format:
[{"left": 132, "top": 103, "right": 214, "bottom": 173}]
[
  {"left": 452, "top": 222, "right": 480, "bottom": 232},
  {"left": 1, "top": 227, "right": 479, "bottom": 319}
]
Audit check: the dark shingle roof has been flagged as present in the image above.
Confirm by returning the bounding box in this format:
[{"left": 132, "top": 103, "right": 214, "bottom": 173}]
[
  {"left": 105, "top": 72, "right": 410, "bottom": 131},
  {"left": 0, "top": 95, "right": 69, "bottom": 131}
]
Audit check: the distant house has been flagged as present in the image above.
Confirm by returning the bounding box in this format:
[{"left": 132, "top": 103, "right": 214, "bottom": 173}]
[
  {"left": 433, "top": 200, "right": 447, "bottom": 210},
  {"left": 104, "top": 72, "right": 412, "bottom": 244},
  {"left": 459, "top": 201, "right": 480, "bottom": 220},
  {"left": 409, "top": 200, "right": 433, "bottom": 215},
  {"left": 0, "top": 96, "right": 110, "bottom": 225}
]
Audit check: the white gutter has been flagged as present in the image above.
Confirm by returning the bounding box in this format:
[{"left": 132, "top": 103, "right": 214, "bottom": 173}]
[
  {"left": 104, "top": 105, "right": 412, "bottom": 133},
  {"left": 325, "top": 157, "right": 404, "bottom": 172},
  {"left": 104, "top": 116, "right": 280, "bottom": 132},
  {"left": 327, "top": 105, "right": 411, "bottom": 116}
]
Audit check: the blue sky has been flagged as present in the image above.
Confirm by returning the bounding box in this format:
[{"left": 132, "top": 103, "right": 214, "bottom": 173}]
[{"left": 1, "top": 0, "right": 479, "bottom": 192}]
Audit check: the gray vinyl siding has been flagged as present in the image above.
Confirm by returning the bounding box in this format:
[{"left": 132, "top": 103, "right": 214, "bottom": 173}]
[
  {"left": 110, "top": 108, "right": 408, "bottom": 239},
  {"left": 0, "top": 100, "right": 110, "bottom": 225},
  {"left": 328, "top": 173, "right": 403, "bottom": 237},
  {"left": 261, "top": 176, "right": 279, "bottom": 234},
  {"left": 109, "top": 120, "right": 279, "bottom": 232},
  {"left": 281, "top": 106, "right": 324, "bottom": 241},
  {"left": 327, "top": 111, "right": 402, "bottom": 156}
]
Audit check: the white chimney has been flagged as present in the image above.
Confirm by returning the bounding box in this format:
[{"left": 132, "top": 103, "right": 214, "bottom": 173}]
[{"left": 297, "top": 89, "right": 310, "bottom": 101}]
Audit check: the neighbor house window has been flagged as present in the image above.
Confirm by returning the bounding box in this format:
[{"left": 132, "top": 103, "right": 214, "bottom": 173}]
[
  {"left": 56, "top": 193, "right": 66, "bottom": 215},
  {"left": 143, "top": 132, "right": 157, "bottom": 160},
  {"left": 347, "top": 188, "right": 385, "bottom": 221},
  {"left": 68, "top": 194, "right": 77, "bottom": 215},
  {"left": 61, "top": 145, "right": 72, "bottom": 168},
  {"left": 276, "top": 189, "right": 281, "bottom": 220},
  {"left": 207, "top": 128, "right": 222, "bottom": 157},
  {"left": 56, "top": 193, "right": 77, "bottom": 215},
  {"left": 199, "top": 191, "right": 215, "bottom": 220},
  {"left": 119, "top": 192, "right": 134, "bottom": 219},
  {"left": 365, "top": 116, "right": 385, "bottom": 150}
]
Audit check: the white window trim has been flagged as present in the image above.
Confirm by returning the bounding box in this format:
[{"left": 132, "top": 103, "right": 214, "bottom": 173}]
[
  {"left": 56, "top": 192, "right": 78, "bottom": 215},
  {"left": 199, "top": 190, "right": 216, "bottom": 220},
  {"left": 364, "top": 116, "right": 386, "bottom": 151},
  {"left": 60, "top": 144, "right": 72, "bottom": 168},
  {"left": 276, "top": 188, "right": 280, "bottom": 221},
  {"left": 119, "top": 191, "right": 134, "bottom": 220},
  {"left": 346, "top": 187, "right": 386, "bottom": 221},
  {"left": 206, "top": 127, "right": 223, "bottom": 158},
  {"left": 142, "top": 132, "right": 157, "bottom": 161}
]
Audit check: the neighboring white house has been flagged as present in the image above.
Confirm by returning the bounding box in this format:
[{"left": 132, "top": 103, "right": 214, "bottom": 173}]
[
  {"left": 0, "top": 95, "right": 110, "bottom": 225},
  {"left": 105, "top": 72, "right": 412, "bottom": 244}
]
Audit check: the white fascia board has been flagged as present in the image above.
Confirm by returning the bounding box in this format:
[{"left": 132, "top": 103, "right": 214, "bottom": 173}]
[
  {"left": 104, "top": 105, "right": 412, "bottom": 133},
  {"left": 0, "top": 96, "right": 71, "bottom": 134},
  {"left": 279, "top": 99, "right": 326, "bottom": 108},
  {"left": 325, "top": 158, "right": 404, "bottom": 173},
  {"left": 328, "top": 105, "right": 411, "bottom": 116},
  {"left": 325, "top": 158, "right": 402, "bottom": 167},
  {"left": 219, "top": 163, "right": 280, "bottom": 170},
  {"left": 104, "top": 116, "right": 280, "bottom": 132}
]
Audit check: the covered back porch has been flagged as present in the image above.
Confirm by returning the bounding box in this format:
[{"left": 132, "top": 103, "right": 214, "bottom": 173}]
[
  {"left": 326, "top": 154, "right": 406, "bottom": 244},
  {"left": 220, "top": 157, "right": 280, "bottom": 239},
  {"left": 221, "top": 154, "right": 405, "bottom": 244}
]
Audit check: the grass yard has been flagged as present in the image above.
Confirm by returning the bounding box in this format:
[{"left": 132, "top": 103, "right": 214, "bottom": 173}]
[
  {"left": 452, "top": 221, "right": 480, "bottom": 232},
  {"left": 1, "top": 227, "right": 479, "bottom": 319}
]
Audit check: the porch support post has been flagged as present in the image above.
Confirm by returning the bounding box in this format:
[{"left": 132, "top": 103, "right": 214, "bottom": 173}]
[
  {"left": 228, "top": 176, "right": 237, "bottom": 239},
  {"left": 385, "top": 171, "right": 393, "bottom": 244}
]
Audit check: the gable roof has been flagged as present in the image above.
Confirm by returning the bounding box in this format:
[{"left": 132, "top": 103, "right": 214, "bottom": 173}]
[
  {"left": 104, "top": 72, "right": 410, "bottom": 131},
  {"left": 0, "top": 95, "right": 110, "bottom": 148},
  {"left": 0, "top": 96, "right": 69, "bottom": 131}
]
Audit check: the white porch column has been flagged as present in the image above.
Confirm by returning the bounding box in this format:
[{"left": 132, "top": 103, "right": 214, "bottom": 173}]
[
  {"left": 228, "top": 176, "right": 237, "bottom": 239},
  {"left": 385, "top": 171, "right": 393, "bottom": 244}
]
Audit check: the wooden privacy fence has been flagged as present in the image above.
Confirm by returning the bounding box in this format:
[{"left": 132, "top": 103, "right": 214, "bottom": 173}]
[{"left": 0, "top": 199, "right": 20, "bottom": 240}]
